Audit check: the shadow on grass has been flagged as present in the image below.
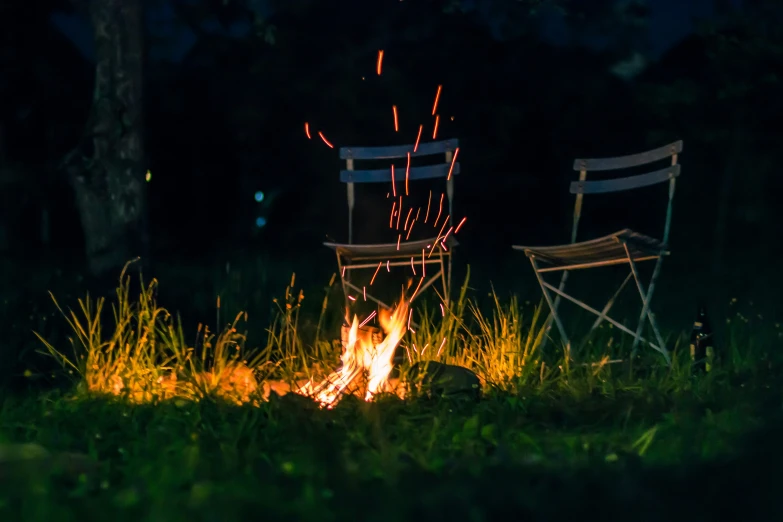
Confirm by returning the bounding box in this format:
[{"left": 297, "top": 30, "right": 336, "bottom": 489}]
[{"left": 0, "top": 378, "right": 780, "bottom": 521}]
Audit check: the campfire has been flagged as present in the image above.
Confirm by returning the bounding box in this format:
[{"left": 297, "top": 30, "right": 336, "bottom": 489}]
[
  {"left": 35, "top": 48, "right": 480, "bottom": 409},
  {"left": 297, "top": 296, "right": 409, "bottom": 408}
]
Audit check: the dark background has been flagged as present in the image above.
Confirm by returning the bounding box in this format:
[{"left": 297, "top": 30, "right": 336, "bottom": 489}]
[{"left": 1, "top": 0, "right": 781, "bottom": 384}]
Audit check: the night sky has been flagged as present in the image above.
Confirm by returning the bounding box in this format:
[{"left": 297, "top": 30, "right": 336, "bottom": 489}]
[{"left": 52, "top": 0, "right": 745, "bottom": 63}]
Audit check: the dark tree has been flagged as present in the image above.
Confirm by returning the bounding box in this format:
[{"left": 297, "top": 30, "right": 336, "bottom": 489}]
[{"left": 62, "top": 0, "right": 148, "bottom": 277}]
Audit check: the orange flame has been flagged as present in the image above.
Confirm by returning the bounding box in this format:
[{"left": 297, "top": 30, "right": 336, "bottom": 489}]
[{"left": 298, "top": 298, "right": 409, "bottom": 407}]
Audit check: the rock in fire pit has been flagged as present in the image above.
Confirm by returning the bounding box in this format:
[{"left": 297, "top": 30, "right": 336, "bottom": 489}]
[{"left": 405, "top": 361, "right": 481, "bottom": 401}]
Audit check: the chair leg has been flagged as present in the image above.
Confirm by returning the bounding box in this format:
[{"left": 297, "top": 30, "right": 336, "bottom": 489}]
[
  {"left": 335, "top": 252, "right": 349, "bottom": 310},
  {"left": 625, "top": 248, "right": 668, "bottom": 363},
  {"left": 438, "top": 249, "right": 449, "bottom": 306},
  {"left": 530, "top": 257, "right": 571, "bottom": 359},
  {"left": 539, "top": 270, "right": 569, "bottom": 352},
  {"left": 645, "top": 308, "right": 667, "bottom": 361},
  {"left": 590, "top": 272, "right": 633, "bottom": 332},
  {"left": 447, "top": 249, "right": 453, "bottom": 306},
  {"left": 638, "top": 260, "right": 667, "bottom": 361}
]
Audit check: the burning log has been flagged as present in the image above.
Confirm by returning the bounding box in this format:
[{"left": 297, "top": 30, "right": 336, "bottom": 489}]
[{"left": 297, "top": 296, "right": 409, "bottom": 408}]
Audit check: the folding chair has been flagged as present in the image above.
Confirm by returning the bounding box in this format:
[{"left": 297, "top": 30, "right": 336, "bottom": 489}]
[
  {"left": 324, "top": 139, "right": 460, "bottom": 313},
  {"left": 512, "top": 140, "right": 682, "bottom": 364}
]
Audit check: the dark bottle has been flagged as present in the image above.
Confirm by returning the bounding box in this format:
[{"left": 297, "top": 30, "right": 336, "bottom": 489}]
[{"left": 690, "top": 305, "right": 714, "bottom": 373}]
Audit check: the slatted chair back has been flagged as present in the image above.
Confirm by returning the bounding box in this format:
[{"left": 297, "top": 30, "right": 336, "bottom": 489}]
[
  {"left": 339, "top": 139, "right": 460, "bottom": 244},
  {"left": 569, "top": 140, "right": 682, "bottom": 246}
]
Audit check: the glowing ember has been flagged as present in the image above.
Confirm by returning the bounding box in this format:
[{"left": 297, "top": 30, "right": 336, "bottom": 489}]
[
  {"left": 447, "top": 147, "right": 459, "bottom": 180},
  {"left": 455, "top": 216, "right": 467, "bottom": 233},
  {"left": 318, "top": 131, "right": 334, "bottom": 148},
  {"left": 432, "top": 85, "right": 442, "bottom": 115},
  {"left": 297, "top": 297, "right": 409, "bottom": 408},
  {"left": 405, "top": 152, "right": 411, "bottom": 195}
]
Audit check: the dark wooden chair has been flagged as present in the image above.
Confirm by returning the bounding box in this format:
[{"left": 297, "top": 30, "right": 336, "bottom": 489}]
[
  {"left": 513, "top": 140, "right": 683, "bottom": 363},
  {"left": 324, "top": 139, "right": 460, "bottom": 312}
]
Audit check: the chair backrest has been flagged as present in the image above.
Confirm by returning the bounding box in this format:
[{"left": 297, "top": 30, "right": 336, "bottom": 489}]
[
  {"left": 569, "top": 140, "right": 682, "bottom": 245},
  {"left": 339, "top": 139, "right": 459, "bottom": 244}
]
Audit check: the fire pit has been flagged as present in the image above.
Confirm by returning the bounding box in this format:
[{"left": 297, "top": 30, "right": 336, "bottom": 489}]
[
  {"left": 296, "top": 297, "right": 410, "bottom": 408},
  {"left": 291, "top": 296, "right": 482, "bottom": 407}
]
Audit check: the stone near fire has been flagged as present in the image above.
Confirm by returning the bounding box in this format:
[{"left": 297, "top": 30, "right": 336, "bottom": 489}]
[{"left": 405, "top": 361, "right": 481, "bottom": 401}]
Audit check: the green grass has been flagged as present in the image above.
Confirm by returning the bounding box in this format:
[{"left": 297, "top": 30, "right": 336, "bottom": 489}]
[{"left": 1, "top": 263, "right": 782, "bottom": 521}]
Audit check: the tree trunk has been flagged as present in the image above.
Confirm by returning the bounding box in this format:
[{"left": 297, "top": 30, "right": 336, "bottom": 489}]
[{"left": 64, "top": 0, "right": 148, "bottom": 278}]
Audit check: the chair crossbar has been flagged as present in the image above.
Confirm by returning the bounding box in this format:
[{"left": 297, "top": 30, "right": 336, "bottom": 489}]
[
  {"left": 535, "top": 255, "right": 659, "bottom": 273},
  {"left": 540, "top": 281, "right": 660, "bottom": 352},
  {"left": 533, "top": 257, "right": 671, "bottom": 363},
  {"left": 343, "top": 279, "right": 423, "bottom": 330},
  {"left": 591, "top": 272, "right": 632, "bottom": 331},
  {"left": 344, "top": 280, "right": 392, "bottom": 311},
  {"left": 345, "top": 258, "right": 445, "bottom": 270},
  {"left": 342, "top": 268, "right": 444, "bottom": 330},
  {"left": 410, "top": 269, "right": 445, "bottom": 301},
  {"left": 335, "top": 243, "right": 450, "bottom": 326}
]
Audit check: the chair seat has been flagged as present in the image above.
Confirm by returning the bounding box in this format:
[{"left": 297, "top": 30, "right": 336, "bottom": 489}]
[
  {"left": 325, "top": 236, "right": 458, "bottom": 260},
  {"left": 512, "top": 229, "right": 667, "bottom": 268}
]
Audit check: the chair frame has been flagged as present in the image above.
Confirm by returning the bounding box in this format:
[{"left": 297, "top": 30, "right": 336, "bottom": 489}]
[
  {"left": 513, "top": 140, "right": 683, "bottom": 363},
  {"left": 325, "top": 139, "right": 460, "bottom": 313}
]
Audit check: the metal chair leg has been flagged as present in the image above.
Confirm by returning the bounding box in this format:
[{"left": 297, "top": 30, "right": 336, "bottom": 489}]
[
  {"left": 538, "top": 270, "right": 569, "bottom": 352},
  {"left": 625, "top": 247, "right": 668, "bottom": 363},
  {"left": 530, "top": 257, "right": 571, "bottom": 359}
]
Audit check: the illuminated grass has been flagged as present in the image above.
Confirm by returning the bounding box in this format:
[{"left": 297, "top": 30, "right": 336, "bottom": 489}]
[
  {"left": 30, "top": 262, "right": 780, "bottom": 406},
  {"left": 0, "top": 264, "right": 778, "bottom": 520}
]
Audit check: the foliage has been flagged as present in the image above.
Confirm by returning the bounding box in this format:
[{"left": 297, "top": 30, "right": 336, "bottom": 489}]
[
  {"left": 31, "top": 264, "right": 782, "bottom": 406},
  {"left": 2, "top": 270, "right": 782, "bottom": 518}
]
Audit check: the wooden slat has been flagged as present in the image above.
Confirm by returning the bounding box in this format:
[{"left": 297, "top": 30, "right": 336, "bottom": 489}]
[
  {"left": 340, "top": 139, "right": 459, "bottom": 160},
  {"left": 340, "top": 163, "right": 460, "bottom": 184},
  {"left": 570, "top": 165, "right": 680, "bottom": 195},
  {"left": 572, "top": 140, "right": 682, "bottom": 171}
]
